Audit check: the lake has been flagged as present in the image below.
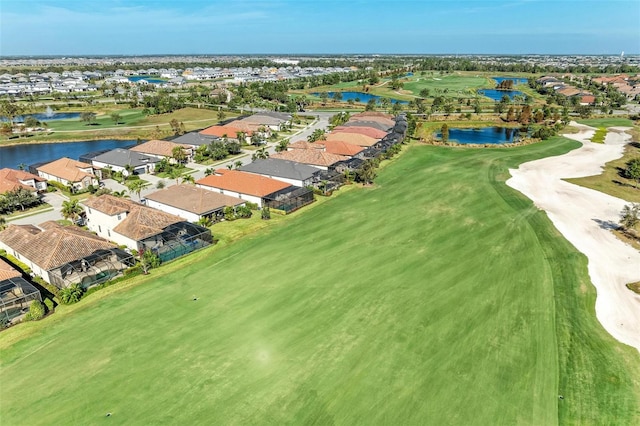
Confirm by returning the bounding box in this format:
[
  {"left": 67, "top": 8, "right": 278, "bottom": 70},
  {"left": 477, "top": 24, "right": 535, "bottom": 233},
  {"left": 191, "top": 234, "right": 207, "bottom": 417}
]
[
  {"left": 128, "top": 76, "right": 165, "bottom": 84},
  {"left": 2, "top": 112, "right": 82, "bottom": 123},
  {"left": 0, "top": 139, "right": 136, "bottom": 169},
  {"left": 492, "top": 77, "right": 529, "bottom": 85},
  {"left": 435, "top": 127, "right": 524, "bottom": 144},
  {"left": 312, "top": 91, "right": 408, "bottom": 104},
  {"left": 478, "top": 89, "right": 524, "bottom": 101}
]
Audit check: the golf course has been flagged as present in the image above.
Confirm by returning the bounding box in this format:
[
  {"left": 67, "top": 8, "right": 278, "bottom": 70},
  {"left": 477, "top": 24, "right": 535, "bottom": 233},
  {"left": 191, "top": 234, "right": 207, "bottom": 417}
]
[{"left": 1, "top": 138, "right": 639, "bottom": 424}]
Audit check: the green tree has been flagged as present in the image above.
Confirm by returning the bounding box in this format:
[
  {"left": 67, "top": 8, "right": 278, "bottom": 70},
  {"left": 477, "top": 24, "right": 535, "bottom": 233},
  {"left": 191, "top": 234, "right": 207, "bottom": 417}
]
[
  {"left": 59, "top": 284, "right": 84, "bottom": 304},
  {"left": 332, "top": 92, "right": 343, "bottom": 102},
  {"left": 275, "top": 139, "right": 290, "bottom": 152},
  {"left": 365, "top": 98, "right": 377, "bottom": 111},
  {"left": 172, "top": 146, "right": 188, "bottom": 164},
  {"left": 80, "top": 111, "right": 97, "bottom": 125},
  {"left": 261, "top": 206, "right": 271, "bottom": 220},
  {"left": 110, "top": 112, "right": 122, "bottom": 125},
  {"left": 139, "top": 250, "right": 161, "bottom": 275},
  {"left": 441, "top": 124, "right": 449, "bottom": 143},
  {"left": 217, "top": 109, "right": 226, "bottom": 121},
  {"left": 0, "top": 100, "right": 27, "bottom": 127},
  {"left": 308, "top": 129, "right": 326, "bottom": 142},
  {"left": 624, "top": 158, "right": 640, "bottom": 188},
  {"left": 251, "top": 147, "right": 270, "bottom": 161},
  {"left": 0, "top": 216, "right": 6, "bottom": 231},
  {"left": 126, "top": 179, "right": 150, "bottom": 200},
  {"left": 619, "top": 203, "right": 640, "bottom": 231},
  {"left": 356, "top": 159, "right": 377, "bottom": 185},
  {"left": 61, "top": 199, "right": 84, "bottom": 222}
]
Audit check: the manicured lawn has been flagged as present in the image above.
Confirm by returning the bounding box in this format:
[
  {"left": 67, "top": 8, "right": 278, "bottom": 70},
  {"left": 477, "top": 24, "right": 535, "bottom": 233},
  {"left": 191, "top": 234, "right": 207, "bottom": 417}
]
[
  {"left": 577, "top": 118, "right": 634, "bottom": 127},
  {"left": 566, "top": 142, "right": 640, "bottom": 203},
  {"left": 1, "top": 139, "right": 639, "bottom": 424}
]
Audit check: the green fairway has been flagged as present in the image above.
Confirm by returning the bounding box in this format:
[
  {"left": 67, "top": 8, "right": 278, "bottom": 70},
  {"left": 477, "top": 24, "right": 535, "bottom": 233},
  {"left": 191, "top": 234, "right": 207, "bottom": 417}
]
[
  {"left": 577, "top": 118, "right": 634, "bottom": 127},
  {"left": 1, "top": 139, "right": 639, "bottom": 424}
]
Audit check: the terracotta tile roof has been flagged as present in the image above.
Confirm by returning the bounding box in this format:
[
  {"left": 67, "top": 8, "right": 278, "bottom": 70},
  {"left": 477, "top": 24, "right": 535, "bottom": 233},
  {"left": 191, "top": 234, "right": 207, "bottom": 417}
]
[
  {"left": 129, "top": 140, "right": 191, "bottom": 158},
  {"left": 36, "top": 157, "right": 96, "bottom": 183},
  {"left": 332, "top": 126, "right": 388, "bottom": 139},
  {"left": 315, "top": 140, "right": 364, "bottom": 157},
  {"left": 350, "top": 112, "right": 395, "bottom": 127},
  {"left": 270, "top": 149, "right": 349, "bottom": 167},
  {"left": 83, "top": 194, "right": 133, "bottom": 215},
  {"left": 0, "top": 168, "right": 44, "bottom": 193},
  {"left": 196, "top": 169, "right": 291, "bottom": 197},
  {"left": 289, "top": 141, "right": 323, "bottom": 150},
  {"left": 0, "top": 258, "right": 21, "bottom": 281},
  {"left": 224, "top": 121, "right": 260, "bottom": 133},
  {"left": 326, "top": 132, "right": 378, "bottom": 147},
  {"left": 200, "top": 125, "right": 253, "bottom": 138},
  {"left": 557, "top": 87, "right": 581, "bottom": 97},
  {"left": 0, "top": 222, "right": 116, "bottom": 271},
  {"left": 145, "top": 184, "right": 244, "bottom": 215},
  {"left": 83, "top": 195, "right": 185, "bottom": 241}
]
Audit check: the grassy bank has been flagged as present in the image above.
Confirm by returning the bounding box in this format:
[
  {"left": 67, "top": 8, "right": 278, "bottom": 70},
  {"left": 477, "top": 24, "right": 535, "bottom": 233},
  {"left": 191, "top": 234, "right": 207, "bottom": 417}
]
[
  {"left": 566, "top": 141, "right": 640, "bottom": 203},
  {"left": 1, "top": 139, "right": 638, "bottom": 424}
]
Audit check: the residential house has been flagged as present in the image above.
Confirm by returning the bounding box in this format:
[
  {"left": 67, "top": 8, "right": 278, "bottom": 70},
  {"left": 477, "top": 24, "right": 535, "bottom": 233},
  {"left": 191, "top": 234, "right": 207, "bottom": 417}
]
[
  {"left": 90, "top": 148, "right": 160, "bottom": 176},
  {"left": 170, "top": 132, "right": 218, "bottom": 149},
  {"left": 239, "top": 158, "right": 322, "bottom": 187},
  {"left": 200, "top": 125, "right": 252, "bottom": 143},
  {"left": 129, "top": 139, "right": 193, "bottom": 163},
  {"left": 0, "top": 168, "right": 47, "bottom": 194},
  {"left": 270, "top": 149, "right": 349, "bottom": 171},
  {"left": 0, "top": 257, "right": 42, "bottom": 325},
  {"left": 332, "top": 125, "right": 389, "bottom": 139},
  {"left": 196, "top": 169, "right": 292, "bottom": 208},
  {"left": 326, "top": 132, "right": 378, "bottom": 148},
  {"left": 315, "top": 140, "right": 365, "bottom": 157},
  {"left": 343, "top": 119, "right": 394, "bottom": 132},
  {"left": 82, "top": 195, "right": 213, "bottom": 262},
  {"left": 144, "top": 184, "right": 244, "bottom": 222},
  {"left": 36, "top": 157, "right": 99, "bottom": 190},
  {"left": 0, "top": 222, "right": 132, "bottom": 289}
]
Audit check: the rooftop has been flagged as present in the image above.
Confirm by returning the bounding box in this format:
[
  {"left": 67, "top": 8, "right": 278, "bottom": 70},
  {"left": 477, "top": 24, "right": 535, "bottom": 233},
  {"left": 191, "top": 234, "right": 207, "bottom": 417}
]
[
  {"left": 239, "top": 158, "right": 321, "bottom": 181},
  {"left": 270, "top": 149, "right": 349, "bottom": 167},
  {"left": 197, "top": 169, "right": 291, "bottom": 198},
  {"left": 145, "top": 184, "right": 244, "bottom": 215},
  {"left": 36, "top": 157, "right": 96, "bottom": 183},
  {"left": 0, "top": 168, "right": 44, "bottom": 194},
  {"left": 129, "top": 139, "right": 191, "bottom": 158},
  {"left": 0, "top": 222, "right": 117, "bottom": 271}
]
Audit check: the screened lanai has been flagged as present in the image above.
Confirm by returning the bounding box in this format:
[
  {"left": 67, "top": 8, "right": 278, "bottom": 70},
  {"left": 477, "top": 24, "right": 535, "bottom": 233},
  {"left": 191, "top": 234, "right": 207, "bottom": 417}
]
[
  {"left": 48, "top": 248, "right": 135, "bottom": 289},
  {"left": 138, "top": 222, "right": 213, "bottom": 263},
  {"left": 0, "top": 277, "right": 42, "bottom": 325}
]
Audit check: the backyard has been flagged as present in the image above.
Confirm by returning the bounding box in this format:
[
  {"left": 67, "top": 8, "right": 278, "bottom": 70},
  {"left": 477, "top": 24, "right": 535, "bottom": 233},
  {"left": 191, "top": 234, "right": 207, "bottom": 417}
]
[{"left": 0, "top": 139, "right": 638, "bottom": 424}]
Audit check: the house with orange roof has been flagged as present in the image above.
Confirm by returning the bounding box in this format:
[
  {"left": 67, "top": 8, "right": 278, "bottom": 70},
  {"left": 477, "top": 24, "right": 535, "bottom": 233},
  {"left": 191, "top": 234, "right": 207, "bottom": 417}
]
[
  {"left": 271, "top": 149, "right": 349, "bottom": 170},
  {"left": 0, "top": 168, "right": 47, "bottom": 194},
  {"left": 326, "top": 132, "right": 378, "bottom": 147},
  {"left": 200, "top": 125, "right": 252, "bottom": 143},
  {"left": 288, "top": 140, "right": 324, "bottom": 150},
  {"left": 332, "top": 126, "right": 388, "bottom": 139},
  {"left": 315, "top": 140, "right": 365, "bottom": 157},
  {"left": 82, "top": 195, "right": 213, "bottom": 260},
  {"left": 197, "top": 169, "right": 291, "bottom": 207},
  {"left": 36, "top": 157, "right": 99, "bottom": 191},
  {"left": 129, "top": 139, "right": 193, "bottom": 163},
  {"left": 0, "top": 221, "right": 133, "bottom": 288}
]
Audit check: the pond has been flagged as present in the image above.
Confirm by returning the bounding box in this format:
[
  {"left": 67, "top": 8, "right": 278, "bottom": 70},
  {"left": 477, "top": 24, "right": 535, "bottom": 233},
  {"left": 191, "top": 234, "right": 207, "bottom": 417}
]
[
  {"left": 2, "top": 112, "right": 82, "bottom": 123},
  {"left": 492, "top": 77, "right": 529, "bottom": 85},
  {"left": 128, "top": 76, "right": 166, "bottom": 84},
  {"left": 0, "top": 139, "right": 136, "bottom": 169},
  {"left": 312, "top": 91, "right": 408, "bottom": 105},
  {"left": 435, "top": 127, "right": 525, "bottom": 144},
  {"left": 478, "top": 89, "right": 524, "bottom": 101}
]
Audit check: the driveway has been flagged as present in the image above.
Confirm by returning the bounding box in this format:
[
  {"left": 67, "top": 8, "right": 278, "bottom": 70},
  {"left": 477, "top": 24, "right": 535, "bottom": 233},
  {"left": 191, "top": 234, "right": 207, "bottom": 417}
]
[{"left": 8, "top": 192, "right": 68, "bottom": 226}]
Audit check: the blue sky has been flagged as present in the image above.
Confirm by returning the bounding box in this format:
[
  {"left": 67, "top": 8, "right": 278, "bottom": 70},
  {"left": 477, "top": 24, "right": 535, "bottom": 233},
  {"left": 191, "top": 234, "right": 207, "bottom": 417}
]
[{"left": 1, "top": 0, "right": 639, "bottom": 56}]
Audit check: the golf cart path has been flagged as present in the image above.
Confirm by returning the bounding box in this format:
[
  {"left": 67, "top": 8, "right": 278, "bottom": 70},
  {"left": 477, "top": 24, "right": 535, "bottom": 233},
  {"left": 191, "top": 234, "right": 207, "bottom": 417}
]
[{"left": 507, "top": 122, "right": 640, "bottom": 352}]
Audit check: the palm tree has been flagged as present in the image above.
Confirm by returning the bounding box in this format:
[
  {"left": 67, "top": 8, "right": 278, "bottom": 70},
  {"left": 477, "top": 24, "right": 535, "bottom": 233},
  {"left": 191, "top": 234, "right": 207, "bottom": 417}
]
[
  {"left": 167, "top": 168, "right": 183, "bottom": 185},
  {"left": 126, "top": 179, "right": 149, "bottom": 200},
  {"left": 234, "top": 160, "right": 243, "bottom": 169},
  {"left": 61, "top": 199, "right": 84, "bottom": 223},
  {"left": 275, "top": 139, "right": 290, "bottom": 152},
  {"left": 619, "top": 203, "right": 640, "bottom": 231},
  {"left": 182, "top": 174, "right": 195, "bottom": 184},
  {"left": 251, "top": 147, "right": 269, "bottom": 161}
]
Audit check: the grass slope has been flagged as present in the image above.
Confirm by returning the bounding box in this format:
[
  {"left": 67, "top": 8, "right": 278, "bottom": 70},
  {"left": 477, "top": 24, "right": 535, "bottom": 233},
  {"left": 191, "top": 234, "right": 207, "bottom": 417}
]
[{"left": 1, "top": 140, "right": 639, "bottom": 425}]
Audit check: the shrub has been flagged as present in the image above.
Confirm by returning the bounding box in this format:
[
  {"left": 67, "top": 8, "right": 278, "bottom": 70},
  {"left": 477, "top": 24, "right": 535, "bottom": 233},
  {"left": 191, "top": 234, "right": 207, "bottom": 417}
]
[
  {"left": 235, "top": 205, "right": 253, "bottom": 219},
  {"left": 261, "top": 207, "right": 271, "bottom": 220},
  {"left": 223, "top": 206, "right": 236, "bottom": 221},
  {"left": 24, "top": 300, "right": 45, "bottom": 321},
  {"left": 245, "top": 202, "right": 259, "bottom": 211},
  {"left": 43, "top": 298, "right": 55, "bottom": 313},
  {"left": 59, "top": 283, "right": 84, "bottom": 304}
]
